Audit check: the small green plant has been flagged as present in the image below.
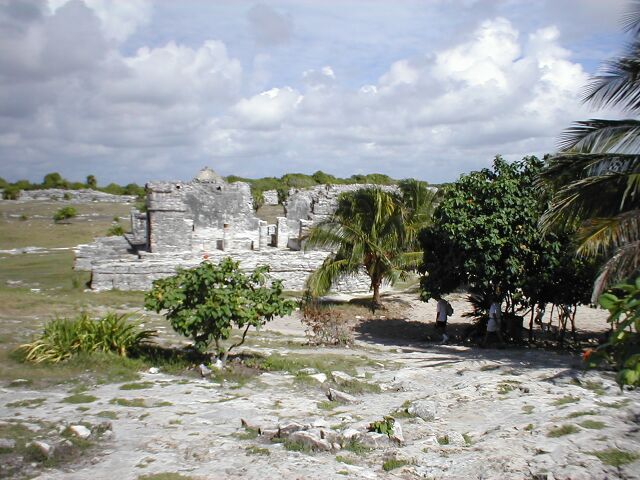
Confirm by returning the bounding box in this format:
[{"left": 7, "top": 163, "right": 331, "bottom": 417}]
[
  {"left": 552, "top": 395, "right": 580, "bottom": 406},
  {"left": 282, "top": 439, "right": 311, "bottom": 453},
  {"left": 107, "top": 223, "right": 125, "bottom": 236},
  {"left": 462, "top": 433, "right": 473, "bottom": 445},
  {"left": 566, "top": 410, "right": 598, "bottom": 418},
  {"left": 119, "top": 382, "right": 154, "bottom": 390},
  {"left": 6, "top": 398, "right": 46, "bottom": 408},
  {"left": 588, "top": 448, "right": 639, "bottom": 467},
  {"left": 437, "top": 435, "right": 449, "bottom": 445},
  {"left": 19, "top": 312, "right": 156, "bottom": 363},
  {"left": 524, "top": 424, "right": 534, "bottom": 431},
  {"left": 53, "top": 206, "right": 77, "bottom": 223},
  {"left": 19, "top": 214, "right": 28, "bottom": 221},
  {"left": 97, "top": 411, "right": 118, "bottom": 419},
  {"left": 596, "top": 399, "right": 631, "bottom": 409},
  {"left": 368, "top": 416, "right": 395, "bottom": 437},
  {"left": 342, "top": 439, "right": 371, "bottom": 455},
  {"left": 336, "top": 455, "right": 356, "bottom": 465},
  {"left": 382, "top": 458, "right": 410, "bottom": 471},
  {"left": 145, "top": 258, "right": 296, "bottom": 363},
  {"left": 522, "top": 405, "right": 534, "bottom": 414},
  {"left": 547, "top": 424, "right": 580, "bottom": 437},
  {"left": 318, "top": 400, "right": 339, "bottom": 411},
  {"left": 245, "top": 445, "right": 270, "bottom": 456},
  {"left": 579, "top": 420, "right": 606, "bottom": 430},
  {"left": 63, "top": 192, "right": 72, "bottom": 200},
  {"left": 497, "top": 382, "right": 517, "bottom": 394},
  {"left": 62, "top": 393, "right": 98, "bottom": 404}
]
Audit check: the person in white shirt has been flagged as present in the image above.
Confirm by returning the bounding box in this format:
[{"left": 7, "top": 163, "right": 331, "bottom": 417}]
[
  {"left": 484, "top": 296, "right": 504, "bottom": 346},
  {"left": 435, "top": 296, "right": 452, "bottom": 344}
]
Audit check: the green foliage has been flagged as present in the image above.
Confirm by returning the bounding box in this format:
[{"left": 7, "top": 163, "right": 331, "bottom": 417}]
[
  {"left": 586, "top": 277, "right": 640, "bottom": 387},
  {"left": 62, "top": 393, "right": 98, "bottom": 404},
  {"left": 100, "top": 183, "right": 125, "bottom": 195},
  {"left": 53, "top": 206, "right": 77, "bottom": 223},
  {"left": 42, "top": 172, "right": 67, "bottom": 189},
  {"left": 0, "top": 176, "right": 7, "bottom": 189},
  {"left": 3, "top": 185, "right": 20, "bottom": 200},
  {"left": 145, "top": 258, "right": 296, "bottom": 360},
  {"left": 19, "top": 312, "right": 156, "bottom": 363},
  {"left": 306, "top": 185, "right": 435, "bottom": 304},
  {"left": 382, "top": 458, "right": 410, "bottom": 471},
  {"left": 546, "top": 424, "right": 579, "bottom": 437},
  {"left": 588, "top": 448, "right": 639, "bottom": 467},
  {"left": 419, "top": 156, "right": 595, "bottom": 317},
  {"left": 368, "top": 416, "right": 395, "bottom": 437},
  {"left": 552, "top": 395, "right": 581, "bottom": 406},
  {"left": 107, "top": 223, "right": 124, "bottom": 236},
  {"left": 86, "top": 175, "right": 97, "bottom": 189}
]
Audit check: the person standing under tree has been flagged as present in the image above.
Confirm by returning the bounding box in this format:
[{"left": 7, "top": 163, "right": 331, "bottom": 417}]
[
  {"left": 484, "top": 296, "right": 504, "bottom": 346},
  {"left": 435, "top": 296, "right": 453, "bottom": 343}
]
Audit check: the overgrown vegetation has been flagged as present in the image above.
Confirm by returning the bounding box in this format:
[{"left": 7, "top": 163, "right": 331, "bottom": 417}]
[
  {"left": 53, "top": 206, "right": 78, "bottom": 223},
  {"left": 19, "top": 312, "right": 155, "bottom": 364}
]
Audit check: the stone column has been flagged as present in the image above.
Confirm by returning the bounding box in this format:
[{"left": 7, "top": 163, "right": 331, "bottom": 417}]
[
  {"left": 258, "top": 221, "right": 268, "bottom": 250},
  {"left": 276, "top": 217, "right": 289, "bottom": 249}
]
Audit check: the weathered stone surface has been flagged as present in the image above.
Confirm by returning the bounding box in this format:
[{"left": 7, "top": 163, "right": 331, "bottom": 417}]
[
  {"left": 445, "top": 431, "right": 466, "bottom": 447},
  {"left": 0, "top": 438, "right": 16, "bottom": 450},
  {"left": 262, "top": 190, "right": 279, "bottom": 205},
  {"left": 287, "top": 431, "right": 332, "bottom": 451},
  {"left": 390, "top": 421, "right": 404, "bottom": 444},
  {"left": 308, "top": 373, "right": 327, "bottom": 384},
  {"left": 198, "top": 364, "right": 212, "bottom": 378},
  {"left": 331, "top": 371, "right": 355, "bottom": 384},
  {"left": 327, "top": 388, "right": 358, "bottom": 404},
  {"left": 69, "top": 425, "right": 91, "bottom": 439},
  {"left": 29, "top": 440, "right": 53, "bottom": 458},
  {"left": 408, "top": 400, "right": 437, "bottom": 421},
  {"left": 278, "top": 422, "right": 305, "bottom": 437}
]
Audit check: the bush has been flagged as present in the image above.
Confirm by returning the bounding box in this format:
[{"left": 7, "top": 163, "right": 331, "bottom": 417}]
[
  {"left": 145, "top": 258, "right": 296, "bottom": 363},
  {"left": 301, "top": 296, "right": 353, "bottom": 346},
  {"left": 53, "top": 206, "right": 77, "bottom": 223},
  {"left": 107, "top": 223, "right": 124, "bottom": 236},
  {"left": 19, "top": 312, "right": 156, "bottom": 363},
  {"left": 3, "top": 185, "right": 20, "bottom": 200}
]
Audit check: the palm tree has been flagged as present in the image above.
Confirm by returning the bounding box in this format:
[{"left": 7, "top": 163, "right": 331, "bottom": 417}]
[
  {"left": 539, "top": 1, "right": 640, "bottom": 298},
  {"left": 304, "top": 182, "right": 437, "bottom": 305}
]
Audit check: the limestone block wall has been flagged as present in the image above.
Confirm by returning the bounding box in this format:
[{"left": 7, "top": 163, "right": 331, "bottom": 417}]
[
  {"left": 262, "top": 190, "right": 279, "bottom": 205},
  {"left": 89, "top": 248, "right": 372, "bottom": 293}
]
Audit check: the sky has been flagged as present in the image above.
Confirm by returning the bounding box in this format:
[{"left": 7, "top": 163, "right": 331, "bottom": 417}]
[{"left": 0, "top": 0, "right": 631, "bottom": 185}]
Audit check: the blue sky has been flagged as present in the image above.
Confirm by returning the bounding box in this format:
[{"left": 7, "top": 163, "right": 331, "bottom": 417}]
[{"left": 0, "top": 0, "right": 630, "bottom": 185}]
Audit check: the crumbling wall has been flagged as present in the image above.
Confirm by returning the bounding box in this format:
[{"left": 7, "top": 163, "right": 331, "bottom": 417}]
[
  {"left": 262, "top": 190, "right": 279, "bottom": 205},
  {"left": 17, "top": 189, "right": 136, "bottom": 203}
]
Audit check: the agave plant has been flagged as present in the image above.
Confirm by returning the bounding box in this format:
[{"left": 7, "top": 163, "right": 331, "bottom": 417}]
[{"left": 20, "top": 312, "right": 155, "bottom": 363}]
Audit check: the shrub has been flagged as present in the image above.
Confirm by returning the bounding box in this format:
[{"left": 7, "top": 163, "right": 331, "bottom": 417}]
[
  {"left": 145, "top": 258, "right": 296, "bottom": 363},
  {"left": 53, "top": 206, "right": 77, "bottom": 223},
  {"left": 19, "top": 312, "right": 156, "bottom": 363},
  {"left": 586, "top": 277, "right": 640, "bottom": 387},
  {"left": 63, "top": 192, "right": 72, "bottom": 200},
  {"left": 301, "top": 296, "right": 353, "bottom": 346},
  {"left": 3, "top": 185, "right": 20, "bottom": 200},
  {"left": 107, "top": 224, "right": 124, "bottom": 236},
  {"left": 368, "top": 417, "right": 395, "bottom": 437}
]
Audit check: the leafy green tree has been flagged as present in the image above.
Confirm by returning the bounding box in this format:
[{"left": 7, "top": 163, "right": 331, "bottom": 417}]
[
  {"left": 538, "top": 2, "right": 640, "bottom": 298},
  {"left": 587, "top": 277, "right": 640, "bottom": 387},
  {"left": 53, "top": 206, "right": 77, "bottom": 223},
  {"left": 312, "top": 170, "right": 338, "bottom": 184},
  {"left": 305, "top": 185, "right": 436, "bottom": 305},
  {"left": 2, "top": 185, "right": 20, "bottom": 200},
  {"left": 0, "top": 177, "right": 7, "bottom": 189},
  {"left": 86, "top": 175, "right": 97, "bottom": 189},
  {"left": 42, "top": 172, "right": 67, "bottom": 189},
  {"left": 100, "top": 183, "right": 125, "bottom": 195},
  {"left": 145, "top": 258, "right": 296, "bottom": 363}
]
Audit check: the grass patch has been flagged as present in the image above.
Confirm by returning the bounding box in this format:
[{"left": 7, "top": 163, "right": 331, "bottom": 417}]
[
  {"left": 566, "top": 410, "right": 598, "bottom": 418},
  {"left": 336, "top": 454, "right": 356, "bottom": 465},
  {"left": 480, "top": 364, "right": 500, "bottom": 371},
  {"left": 596, "top": 399, "right": 631, "bottom": 409},
  {"left": 318, "top": 400, "right": 339, "bottom": 411},
  {"left": 109, "top": 398, "right": 157, "bottom": 408},
  {"left": 462, "top": 433, "right": 473, "bottom": 445},
  {"left": 243, "top": 352, "right": 367, "bottom": 377},
  {"left": 437, "top": 436, "right": 449, "bottom": 445},
  {"left": 332, "top": 378, "right": 381, "bottom": 395},
  {"left": 524, "top": 424, "right": 534, "bottom": 431},
  {"left": 6, "top": 398, "right": 46, "bottom": 408},
  {"left": 282, "top": 439, "right": 311, "bottom": 453},
  {"left": 96, "top": 411, "right": 118, "bottom": 420},
  {"left": 62, "top": 393, "right": 98, "bottom": 404},
  {"left": 547, "top": 424, "right": 580, "bottom": 437},
  {"left": 579, "top": 420, "right": 607, "bottom": 430},
  {"left": 552, "top": 395, "right": 580, "bottom": 406},
  {"left": 245, "top": 445, "right": 270, "bottom": 456},
  {"left": 382, "top": 459, "right": 410, "bottom": 471},
  {"left": 120, "top": 381, "right": 154, "bottom": 390},
  {"left": 571, "top": 378, "right": 606, "bottom": 396},
  {"left": 588, "top": 448, "right": 639, "bottom": 467},
  {"left": 522, "top": 405, "right": 534, "bottom": 414},
  {"left": 343, "top": 439, "right": 371, "bottom": 455},
  {"left": 497, "top": 383, "right": 517, "bottom": 395}
]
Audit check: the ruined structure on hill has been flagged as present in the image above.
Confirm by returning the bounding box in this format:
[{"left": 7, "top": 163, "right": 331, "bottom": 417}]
[{"left": 75, "top": 167, "right": 397, "bottom": 293}]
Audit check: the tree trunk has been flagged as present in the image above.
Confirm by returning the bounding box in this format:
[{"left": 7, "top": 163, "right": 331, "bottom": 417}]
[
  {"left": 529, "top": 308, "right": 534, "bottom": 342},
  {"left": 372, "top": 282, "right": 381, "bottom": 308}
]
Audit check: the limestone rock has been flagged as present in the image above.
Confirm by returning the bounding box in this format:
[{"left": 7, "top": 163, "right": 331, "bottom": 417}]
[
  {"left": 29, "top": 440, "right": 53, "bottom": 458},
  {"left": 69, "top": 425, "right": 91, "bottom": 439},
  {"left": 331, "top": 371, "right": 355, "bottom": 383},
  {"left": 309, "top": 373, "right": 327, "bottom": 384},
  {"left": 198, "top": 364, "right": 212, "bottom": 377},
  {"left": 445, "top": 431, "right": 466, "bottom": 447},
  {"left": 341, "top": 428, "right": 360, "bottom": 441},
  {"left": 408, "top": 400, "right": 437, "bottom": 421},
  {"left": 0, "top": 438, "right": 16, "bottom": 450},
  {"left": 288, "top": 431, "right": 332, "bottom": 452},
  {"left": 327, "top": 388, "right": 358, "bottom": 404},
  {"left": 390, "top": 421, "right": 404, "bottom": 444},
  {"left": 148, "top": 367, "right": 159, "bottom": 374},
  {"left": 278, "top": 422, "right": 305, "bottom": 437},
  {"left": 299, "top": 368, "right": 318, "bottom": 375},
  {"left": 360, "top": 432, "right": 387, "bottom": 449}
]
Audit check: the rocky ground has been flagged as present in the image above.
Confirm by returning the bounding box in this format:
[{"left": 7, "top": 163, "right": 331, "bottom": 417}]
[{"left": 1, "top": 293, "right": 639, "bottom": 480}]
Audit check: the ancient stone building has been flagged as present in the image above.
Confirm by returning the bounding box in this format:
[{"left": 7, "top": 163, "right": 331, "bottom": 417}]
[{"left": 75, "top": 167, "right": 398, "bottom": 293}]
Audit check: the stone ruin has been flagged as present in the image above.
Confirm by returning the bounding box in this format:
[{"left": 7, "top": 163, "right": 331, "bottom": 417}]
[{"left": 75, "top": 167, "right": 398, "bottom": 293}]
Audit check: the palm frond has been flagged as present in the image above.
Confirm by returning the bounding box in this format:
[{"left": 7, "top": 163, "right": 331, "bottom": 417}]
[
  {"left": 576, "top": 210, "right": 640, "bottom": 257},
  {"left": 591, "top": 240, "right": 640, "bottom": 301},
  {"left": 622, "top": 0, "right": 640, "bottom": 36},
  {"left": 559, "top": 119, "right": 640, "bottom": 153},
  {"left": 305, "top": 256, "right": 361, "bottom": 297},
  {"left": 583, "top": 40, "right": 640, "bottom": 113}
]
